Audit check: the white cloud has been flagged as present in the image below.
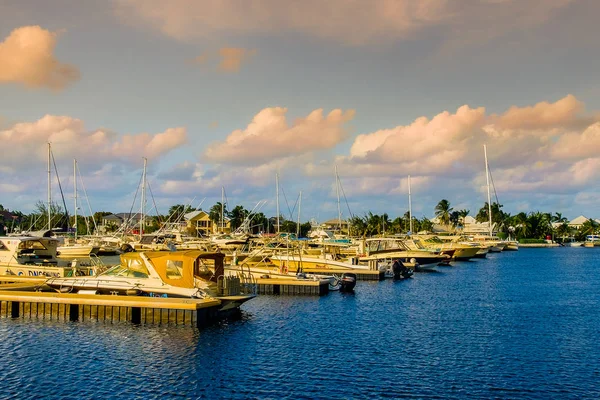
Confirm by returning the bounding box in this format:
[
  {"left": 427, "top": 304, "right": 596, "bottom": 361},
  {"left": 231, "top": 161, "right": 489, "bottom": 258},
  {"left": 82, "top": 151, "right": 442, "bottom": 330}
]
[
  {"left": 0, "top": 26, "right": 79, "bottom": 90},
  {"left": 204, "top": 107, "right": 354, "bottom": 165}
]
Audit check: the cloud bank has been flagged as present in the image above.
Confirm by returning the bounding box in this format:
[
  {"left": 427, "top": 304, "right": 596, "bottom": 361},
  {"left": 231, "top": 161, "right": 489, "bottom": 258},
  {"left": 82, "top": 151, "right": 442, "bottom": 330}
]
[
  {"left": 114, "top": 0, "right": 573, "bottom": 45},
  {"left": 0, "top": 115, "right": 187, "bottom": 173},
  {"left": 0, "top": 26, "right": 80, "bottom": 90},
  {"left": 321, "top": 95, "right": 600, "bottom": 203}
]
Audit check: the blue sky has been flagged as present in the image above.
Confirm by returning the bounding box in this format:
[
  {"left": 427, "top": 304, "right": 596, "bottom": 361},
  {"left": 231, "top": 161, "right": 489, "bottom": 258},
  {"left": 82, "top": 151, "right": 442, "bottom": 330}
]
[{"left": 1, "top": 0, "right": 600, "bottom": 222}]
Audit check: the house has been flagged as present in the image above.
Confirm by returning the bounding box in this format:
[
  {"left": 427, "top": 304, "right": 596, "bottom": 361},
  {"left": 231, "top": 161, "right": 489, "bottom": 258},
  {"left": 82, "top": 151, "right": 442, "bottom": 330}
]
[
  {"left": 100, "top": 213, "right": 153, "bottom": 233},
  {"left": 184, "top": 210, "right": 230, "bottom": 237},
  {"left": 568, "top": 215, "right": 590, "bottom": 230}
]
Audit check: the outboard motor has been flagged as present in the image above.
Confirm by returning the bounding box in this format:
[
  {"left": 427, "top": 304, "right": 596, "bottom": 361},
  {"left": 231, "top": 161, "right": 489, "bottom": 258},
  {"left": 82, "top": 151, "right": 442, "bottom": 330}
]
[
  {"left": 392, "top": 260, "right": 413, "bottom": 280},
  {"left": 339, "top": 273, "right": 357, "bottom": 292}
]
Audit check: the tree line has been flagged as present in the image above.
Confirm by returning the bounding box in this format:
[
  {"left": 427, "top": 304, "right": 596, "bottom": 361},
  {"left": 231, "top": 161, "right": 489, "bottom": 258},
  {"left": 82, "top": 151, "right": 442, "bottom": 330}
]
[{"left": 1, "top": 200, "right": 597, "bottom": 240}]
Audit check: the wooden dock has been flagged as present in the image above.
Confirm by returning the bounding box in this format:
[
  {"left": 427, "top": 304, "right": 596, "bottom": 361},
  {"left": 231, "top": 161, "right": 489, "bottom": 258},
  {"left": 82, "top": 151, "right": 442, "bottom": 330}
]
[
  {"left": 255, "top": 277, "right": 330, "bottom": 296},
  {"left": 0, "top": 290, "right": 222, "bottom": 328},
  {"left": 301, "top": 267, "right": 384, "bottom": 281}
]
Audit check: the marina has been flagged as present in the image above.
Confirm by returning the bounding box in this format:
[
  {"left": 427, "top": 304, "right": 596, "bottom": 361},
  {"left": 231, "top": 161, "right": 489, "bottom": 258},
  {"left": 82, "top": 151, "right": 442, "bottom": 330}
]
[
  {"left": 1, "top": 2, "right": 598, "bottom": 398},
  {"left": 0, "top": 247, "right": 598, "bottom": 398}
]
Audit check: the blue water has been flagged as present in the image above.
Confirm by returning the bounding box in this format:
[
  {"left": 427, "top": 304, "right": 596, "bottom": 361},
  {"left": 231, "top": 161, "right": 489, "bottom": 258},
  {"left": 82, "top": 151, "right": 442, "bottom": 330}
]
[{"left": 1, "top": 248, "right": 599, "bottom": 399}]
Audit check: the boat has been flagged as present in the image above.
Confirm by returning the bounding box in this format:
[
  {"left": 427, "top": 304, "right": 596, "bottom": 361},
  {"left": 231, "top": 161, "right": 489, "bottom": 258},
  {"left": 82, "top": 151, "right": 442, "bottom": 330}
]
[
  {"left": 359, "top": 237, "right": 450, "bottom": 266},
  {"left": 0, "top": 235, "right": 97, "bottom": 277},
  {"left": 46, "top": 250, "right": 256, "bottom": 311},
  {"left": 584, "top": 235, "right": 600, "bottom": 247},
  {"left": 57, "top": 241, "right": 100, "bottom": 257}
]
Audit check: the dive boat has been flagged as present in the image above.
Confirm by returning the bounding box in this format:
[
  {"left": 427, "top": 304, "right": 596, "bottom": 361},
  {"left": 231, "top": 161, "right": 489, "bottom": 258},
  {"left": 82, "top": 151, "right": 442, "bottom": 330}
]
[{"left": 46, "top": 250, "right": 256, "bottom": 311}]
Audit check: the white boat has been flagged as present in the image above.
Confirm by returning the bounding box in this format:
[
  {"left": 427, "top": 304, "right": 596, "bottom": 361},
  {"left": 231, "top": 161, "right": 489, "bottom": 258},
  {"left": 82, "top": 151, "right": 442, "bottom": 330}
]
[
  {"left": 0, "top": 236, "right": 96, "bottom": 277},
  {"left": 57, "top": 243, "right": 100, "bottom": 257},
  {"left": 46, "top": 250, "right": 256, "bottom": 311}
]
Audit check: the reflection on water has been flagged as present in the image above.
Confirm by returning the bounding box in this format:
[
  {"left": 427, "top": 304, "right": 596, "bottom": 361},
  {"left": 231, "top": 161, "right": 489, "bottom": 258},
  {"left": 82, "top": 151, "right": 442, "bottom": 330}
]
[{"left": 1, "top": 248, "right": 599, "bottom": 399}]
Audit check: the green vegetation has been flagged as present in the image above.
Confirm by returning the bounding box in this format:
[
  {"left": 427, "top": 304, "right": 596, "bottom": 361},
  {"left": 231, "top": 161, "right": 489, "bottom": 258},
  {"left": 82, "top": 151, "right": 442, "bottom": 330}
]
[{"left": 0, "top": 199, "right": 596, "bottom": 240}]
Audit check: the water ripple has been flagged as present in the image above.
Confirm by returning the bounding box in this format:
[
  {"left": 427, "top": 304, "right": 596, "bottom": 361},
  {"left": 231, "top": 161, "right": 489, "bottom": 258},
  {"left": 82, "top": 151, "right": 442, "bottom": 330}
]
[{"left": 0, "top": 248, "right": 599, "bottom": 398}]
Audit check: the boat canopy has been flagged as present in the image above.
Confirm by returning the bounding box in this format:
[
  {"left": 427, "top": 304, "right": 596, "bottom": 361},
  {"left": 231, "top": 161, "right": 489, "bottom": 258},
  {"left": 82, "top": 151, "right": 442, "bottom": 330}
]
[{"left": 121, "top": 251, "right": 225, "bottom": 289}]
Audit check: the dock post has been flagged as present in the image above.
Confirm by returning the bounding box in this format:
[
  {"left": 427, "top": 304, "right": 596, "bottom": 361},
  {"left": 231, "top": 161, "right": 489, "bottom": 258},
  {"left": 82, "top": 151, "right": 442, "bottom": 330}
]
[
  {"left": 69, "top": 304, "right": 79, "bottom": 322},
  {"left": 131, "top": 307, "right": 141, "bottom": 324},
  {"left": 196, "top": 308, "right": 208, "bottom": 329},
  {"left": 10, "top": 301, "right": 19, "bottom": 318}
]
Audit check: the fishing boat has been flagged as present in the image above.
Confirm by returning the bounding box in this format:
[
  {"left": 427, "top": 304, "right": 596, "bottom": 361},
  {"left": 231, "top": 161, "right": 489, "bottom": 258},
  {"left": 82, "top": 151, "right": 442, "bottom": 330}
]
[{"left": 46, "top": 250, "right": 256, "bottom": 311}]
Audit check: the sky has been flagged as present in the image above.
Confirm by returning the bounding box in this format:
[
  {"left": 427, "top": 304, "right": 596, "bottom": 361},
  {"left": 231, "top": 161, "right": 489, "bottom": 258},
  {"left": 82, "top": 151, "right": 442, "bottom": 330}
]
[{"left": 1, "top": 0, "right": 600, "bottom": 222}]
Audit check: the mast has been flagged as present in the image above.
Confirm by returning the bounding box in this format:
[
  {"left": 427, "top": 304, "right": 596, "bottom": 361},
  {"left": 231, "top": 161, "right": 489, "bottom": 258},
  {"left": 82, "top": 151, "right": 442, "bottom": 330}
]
[
  {"left": 140, "top": 157, "right": 147, "bottom": 238},
  {"left": 221, "top": 186, "right": 225, "bottom": 233},
  {"left": 484, "top": 145, "right": 493, "bottom": 236},
  {"left": 74, "top": 159, "right": 78, "bottom": 240},
  {"left": 408, "top": 175, "right": 413, "bottom": 234},
  {"left": 276, "top": 173, "right": 280, "bottom": 234},
  {"left": 47, "top": 143, "right": 52, "bottom": 230},
  {"left": 335, "top": 165, "right": 342, "bottom": 232},
  {"left": 297, "top": 191, "right": 302, "bottom": 237}
]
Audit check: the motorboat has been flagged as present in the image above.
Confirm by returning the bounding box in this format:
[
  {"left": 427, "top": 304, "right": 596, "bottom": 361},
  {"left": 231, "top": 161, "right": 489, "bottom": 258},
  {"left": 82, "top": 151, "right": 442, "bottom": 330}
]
[
  {"left": 359, "top": 237, "right": 450, "bottom": 266},
  {"left": 0, "top": 236, "right": 96, "bottom": 277},
  {"left": 46, "top": 250, "right": 256, "bottom": 311}
]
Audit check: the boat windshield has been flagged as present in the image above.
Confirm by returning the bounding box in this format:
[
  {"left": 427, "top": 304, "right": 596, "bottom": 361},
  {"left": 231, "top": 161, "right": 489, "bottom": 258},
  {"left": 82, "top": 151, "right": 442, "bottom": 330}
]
[
  {"left": 18, "top": 240, "right": 47, "bottom": 250},
  {"left": 102, "top": 258, "right": 150, "bottom": 278}
]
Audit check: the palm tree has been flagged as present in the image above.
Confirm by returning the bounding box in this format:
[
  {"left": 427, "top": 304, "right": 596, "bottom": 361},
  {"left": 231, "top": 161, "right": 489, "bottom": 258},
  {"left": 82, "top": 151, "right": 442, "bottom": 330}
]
[
  {"left": 209, "top": 202, "right": 227, "bottom": 232},
  {"left": 435, "top": 199, "right": 453, "bottom": 227}
]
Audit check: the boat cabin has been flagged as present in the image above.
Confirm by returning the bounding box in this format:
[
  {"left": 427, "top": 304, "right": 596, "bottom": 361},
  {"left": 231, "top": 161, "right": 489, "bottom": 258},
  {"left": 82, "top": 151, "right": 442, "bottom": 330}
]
[
  {"left": 0, "top": 236, "right": 59, "bottom": 266},
  {"left": 364, "top": 238, "right": 410, "bottom": 255}
]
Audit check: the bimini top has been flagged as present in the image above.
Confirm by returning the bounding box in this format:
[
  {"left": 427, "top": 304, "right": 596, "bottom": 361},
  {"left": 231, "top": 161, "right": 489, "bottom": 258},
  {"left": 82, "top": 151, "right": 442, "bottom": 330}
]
[{"left": 120, "top": 251, "right": 224, "bottom": 289}]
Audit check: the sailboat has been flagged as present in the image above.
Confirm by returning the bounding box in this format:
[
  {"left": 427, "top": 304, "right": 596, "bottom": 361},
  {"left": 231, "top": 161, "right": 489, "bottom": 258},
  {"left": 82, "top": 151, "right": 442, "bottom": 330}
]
[
  {"left": 470, "top": 145, "right": 516, "bottom": 252},
  {"left": 56, "top": 157, "right": 99, "bottom": 257}
]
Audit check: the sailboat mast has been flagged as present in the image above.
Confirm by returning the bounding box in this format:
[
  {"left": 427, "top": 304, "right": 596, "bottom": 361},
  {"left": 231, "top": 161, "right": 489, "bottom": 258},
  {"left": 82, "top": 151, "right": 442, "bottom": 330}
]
[
  {"left": 335, "top": 165, "right": 342, "bottom": 231},
  {"left": 297, "top": 191, "right": 302, "bottom": 237},
  {"left": 74, "top": 159, "right": 78, "bottom": 241},
  {"left": 221, "top": 186, "right": 225, "bottom": 233},
  {"left": 484, "top": 145, "right": 493, "bottom": 236},
  {"left": 408, "top": 175, "right": 413, "bottom": 233},
  {"left": 140, "top": 157, "right": 147, "bottom": 238},
  {"left": 276, "top": 173, "right": 280, "bottom": 234},
  {"left": 47, "top": 143, "right": 51, "bottom": 230}
]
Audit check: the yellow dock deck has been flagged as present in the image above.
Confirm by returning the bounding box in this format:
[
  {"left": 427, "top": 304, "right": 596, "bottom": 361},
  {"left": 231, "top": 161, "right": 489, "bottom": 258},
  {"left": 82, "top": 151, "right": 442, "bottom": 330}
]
[
  {"left": 255, "top": 277, "right": 330, "bottom": 295},
  {"left": 0, "top": 290, "right": 222, "bottom": 327}
]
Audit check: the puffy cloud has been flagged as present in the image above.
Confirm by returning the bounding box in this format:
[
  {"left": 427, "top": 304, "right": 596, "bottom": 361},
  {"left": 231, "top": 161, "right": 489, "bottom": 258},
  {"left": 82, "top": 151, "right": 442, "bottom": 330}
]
[
  {"left": 204, "top": 107, "right": 355, "bottom": 165},
  {"left": 114, "top": 0, "right": 573, "bottom": 45},
  {"left": 493, "top": 94, "right": 584, "bottom": 130},
  {"left": 312, "top": 95, "right": 600, "bottom": 204},
  {"left": 0, "top": 26, "right": 80, "bottom": 90},
  {"left": 0, "top": 114, "right": 187, "bottom": 173}
]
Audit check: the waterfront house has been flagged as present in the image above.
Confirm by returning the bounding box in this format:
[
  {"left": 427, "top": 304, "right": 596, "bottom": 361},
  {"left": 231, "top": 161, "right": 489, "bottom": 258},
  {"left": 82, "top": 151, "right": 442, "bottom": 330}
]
[{"left": 184, "top": 210, "right": 231, "bottom": 237}]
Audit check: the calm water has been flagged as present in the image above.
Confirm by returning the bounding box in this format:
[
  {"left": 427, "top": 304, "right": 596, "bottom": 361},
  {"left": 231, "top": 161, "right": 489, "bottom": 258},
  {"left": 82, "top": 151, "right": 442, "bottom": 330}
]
[{"left": 1, "top": 248, "right": 599, "bottom": 399}]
